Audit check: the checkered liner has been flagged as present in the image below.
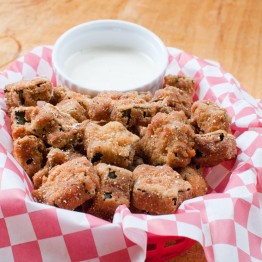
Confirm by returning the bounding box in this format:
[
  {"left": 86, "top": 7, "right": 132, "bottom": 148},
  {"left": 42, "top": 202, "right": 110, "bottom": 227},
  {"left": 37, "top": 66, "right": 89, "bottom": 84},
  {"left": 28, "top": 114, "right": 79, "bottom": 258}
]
[{"left": 0, "top": 46, "right": 261, "bottom": 261}]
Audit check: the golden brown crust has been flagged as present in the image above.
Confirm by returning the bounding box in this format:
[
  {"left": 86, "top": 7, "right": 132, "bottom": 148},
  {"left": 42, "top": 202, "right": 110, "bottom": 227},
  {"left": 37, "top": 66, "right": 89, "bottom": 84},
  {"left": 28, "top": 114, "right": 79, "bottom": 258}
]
[
  {"left": 50, "top": 86, "right": 91, "bottom": 109},
  {"left": 88, "top": 96, "right": 112, "bottom": 121},
  {"left": 177, "top": 165, "right": 208, "bottom": 197},
  {"left": 88, "top": 90, "right": 153, "bottom": 122},
  {"left": 110, "top": 102, "right": 173, "bottom": 131},
  {"left": 137, "top": 111, "right": 195, "bottom": 168},
  {"left": 10, "top": 106, "right": 39, "bottom": 139},
  {"left": 84, "top": 121, "right": 139, "bottom": 168},
  {"left": 30, "top": 103, "right": 79, "bottom": 148},
  {"left": 132, "top": 164, "right": 182, "bottom": 181},
  {"left": 193, "top": 130, "right": 237, "bottom": 166},
  {"left": 132, "top": 164, "right": 192, "bottom": 214},
  {"left": 153, "top": 85, "right": 193, "bottom": 117},
  {"left": 163, "top": 74, "right": 195, "bottom": 96},
  {"left": 117, "top": 90, "right": 153, "bottom": 102},
  {"left": 56, "top": 99, "right": 88, "bottom": 122},
  {"left": 32, "top": 157, "right": 99, "bottom": 210},
  {"left": 190, "top": 100, "right": 232, "bottom": 133},
  {"left": 86, "top": 163, "right": 133, "bottom": 221},
  {"left": 32, "top": 147, "right": 81, "bottom": 189},
  {"left": 164, "top": 75, "right": 196, "bottom": 93},
  {"left": 13, "top": 135, "right": 46, "bottom": 178},
  {"left": 5, "top": 77, "right": 52, "bottom": 113}
]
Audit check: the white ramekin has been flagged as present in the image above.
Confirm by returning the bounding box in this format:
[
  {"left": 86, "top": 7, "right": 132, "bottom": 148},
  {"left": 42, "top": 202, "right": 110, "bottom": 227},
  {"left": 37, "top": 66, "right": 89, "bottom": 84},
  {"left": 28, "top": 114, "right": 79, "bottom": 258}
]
[{"left": 52, "top": 20, "right": 169, "bottom": 97}]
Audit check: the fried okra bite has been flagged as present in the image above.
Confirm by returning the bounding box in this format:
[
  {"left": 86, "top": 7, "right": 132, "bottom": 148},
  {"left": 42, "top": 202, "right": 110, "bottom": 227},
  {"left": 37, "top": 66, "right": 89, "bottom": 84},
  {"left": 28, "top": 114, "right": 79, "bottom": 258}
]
[
  {"left": 132, "top": 164, "right": 182, "bottom": 181},
  {"left": 32, "top": 147, "right": 83, "bottom": 189},
  {"left": 117, "top": 90, "right": 153, "bottom": 102},
  {"left": 88, "top": 90, "right": 153, "bottom": 121},
  {"left": 137, "top": 111, "right": 195, "bottom": 168},
  {"left": 153, "top": 85, "right": 193, "bottom": 117},
  {"left": 30, "top": 103, "right": 79, "bottom": 148},
  {"left": 5, "top": 77, "right": 52, "bottom": 113},
  {"left": 163, "top": 74, "right": 195, "bottom": 95},
  {"left": 83, "top": 121, "right": 139, "bottom": 168},
  {"left": 10, "top": 106, "right": 39, "bottom": 139},
  {"left": 32, "top": 157, "right": 99, "bottom": 210},
  {"left": 193, "top": 130, "right": 237, "bottom": 166},
  {"left": 50, "top": 86, "right": 91, "bottom": 116},
  {"left": 32, "top": 148, "right": 69, "bottom": 189},
  {"left": 110, "top": 102, "right": 173, "bottom": 131},
  {"left": 88, "top": 90, "right": 173, "bottom": 130},
  {"left": 88, "top": 96, "right": 112, "bottom": 121},
  {"left": 177, "top": 165, "right": 208, "bottom": 198},
  {"left": 132, "top": 164, "right": 192, "bottom": 215},
  {"left": 56, "top": 99, "right": 88, "bottom": 122},
  {"left": 86, "top": 163, "right": 133, "bottom": 221},
  {"left": 13, "top": 135, "right": 46, "bottom": 178},
  {"left": 190, "top": 100, "right": 232, "bottom": 133},
  {"left": 153, "top": 75, "right": 195, "bottom": 117}
]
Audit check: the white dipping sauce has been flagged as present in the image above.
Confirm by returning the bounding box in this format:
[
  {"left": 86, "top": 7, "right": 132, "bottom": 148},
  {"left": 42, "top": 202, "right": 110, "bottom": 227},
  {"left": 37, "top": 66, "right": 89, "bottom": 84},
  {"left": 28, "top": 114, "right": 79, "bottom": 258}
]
[{"left": 63, "top": 46, "right": 158, "bottom": 91}]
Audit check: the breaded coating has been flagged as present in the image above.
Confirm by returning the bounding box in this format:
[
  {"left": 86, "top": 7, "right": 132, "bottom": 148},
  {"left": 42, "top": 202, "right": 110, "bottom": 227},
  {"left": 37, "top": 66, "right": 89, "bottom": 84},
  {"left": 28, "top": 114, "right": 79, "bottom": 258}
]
[
  {"left": 110, "top": 102, "right": 146, "bottom": 128},
  {"left": 137, "top": 111, "right": 195, "bottom": 168},
  {"left": 30, "top": 103, "right": 79, "bottom": 148},
  {"left": 96, "top": 90, "right": 152, "bottom": 103},
  {"left": 7, "top": 75, "right": 239, "bottom": 219},
  {"left": 95, "top": 91, "right": 123, "bottom": 100},
  {"left": 88, "top": 90, "right": 153, "bottom": 121},
  {"left": 132, "top": 164, "right": 192, "bottom": 214},
  {"left": 132, "top": 164, "right": 182, "bottom": 181},
  {"left": 163, "top": 74, "right": 195, "bottom": 96},
  {"left": 86, "top": 163, "right": 133, "bottom": 221},
  {"left": 153, "top": 85, "right": 193, "bottom": 117},
  {"left": 50, "top": 86, "right": 91, "bottom": 114},
  {"left": 4, "top": 77, "right": 52, "bottom": 113},
  {"left": 13, "top": 135, "right": 46, "bottom": 178},
  {"left": 117, "top": 91, "right": 153, "bottom": 102},
  {"left": 88, "top": 96, "right": 112, "bottom": 121},
  {"left": 193, "top": 130, "right": 237, "bottom": 166},
  {"left": 137, "top": 125, "right": 147, "bottom": 137},
  {"left": 83, "top": 121, "right": 139, "bottom": 168},
  {"left": 32, "top": 148, "right": 67, "bottom": 189},
  {"left": 110, "top": 102, "right": 173, "bottom": 130},
  {"left": 190, "top": 100, "right": 231, "bottom": 133},
  {"left": 60, "top": 119, "right": 94, "bottom": 155},
  {"left": 56, "top": 99, "right": 88, "bottom": 122},
  {"left": 32, "top": 157, "right": 99, "bottom": 210},
  {"left": 10, "top": 106, "right": 39, "bottom": 139},
  {"left": 178, "top": 165, "right": 208, "bottom": 198},
  {"left": 32, "top": 147, "right": 82, "bottom": 189}
]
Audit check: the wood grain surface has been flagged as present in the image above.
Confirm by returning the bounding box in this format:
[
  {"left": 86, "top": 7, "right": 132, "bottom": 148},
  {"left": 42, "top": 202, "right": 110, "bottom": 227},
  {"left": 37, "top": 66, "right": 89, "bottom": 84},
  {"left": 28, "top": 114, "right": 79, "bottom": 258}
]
[
  {"left": 1, "top": 0, "right": 261, "bottom": 99},
  {"left": 0, "top": 1, "right": 261, "bottom": 261}
]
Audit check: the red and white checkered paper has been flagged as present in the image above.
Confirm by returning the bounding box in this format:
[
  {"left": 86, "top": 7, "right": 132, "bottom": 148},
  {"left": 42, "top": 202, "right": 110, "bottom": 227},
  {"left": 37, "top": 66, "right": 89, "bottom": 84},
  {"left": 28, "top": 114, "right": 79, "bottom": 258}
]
[{"left": 0, "top": 46, "right": 262, "bottom": 262}]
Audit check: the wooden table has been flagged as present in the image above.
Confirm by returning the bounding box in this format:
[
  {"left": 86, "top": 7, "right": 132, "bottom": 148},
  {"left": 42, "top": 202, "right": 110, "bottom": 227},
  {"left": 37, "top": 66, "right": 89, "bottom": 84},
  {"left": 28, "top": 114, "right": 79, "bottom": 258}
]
[
  {"left": 0, "top": 1, "right": 261, "bottom": 261},
  {"left": 1, "top": 0, "right": 261, "bottom": 99}
]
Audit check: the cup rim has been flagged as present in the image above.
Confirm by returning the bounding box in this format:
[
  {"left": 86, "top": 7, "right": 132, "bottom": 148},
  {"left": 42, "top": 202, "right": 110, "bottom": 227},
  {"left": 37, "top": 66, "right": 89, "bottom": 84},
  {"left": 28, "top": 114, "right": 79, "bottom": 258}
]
[{"left": 52, "top": 19, "right": 169, "bottom": 94}]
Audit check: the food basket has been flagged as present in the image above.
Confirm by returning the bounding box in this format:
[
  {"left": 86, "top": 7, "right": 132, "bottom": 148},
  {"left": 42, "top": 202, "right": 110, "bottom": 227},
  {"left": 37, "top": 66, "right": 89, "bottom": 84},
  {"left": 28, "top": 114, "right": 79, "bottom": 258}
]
[{"left": 0, "top": 46, "right": 261, "bottom": 261}]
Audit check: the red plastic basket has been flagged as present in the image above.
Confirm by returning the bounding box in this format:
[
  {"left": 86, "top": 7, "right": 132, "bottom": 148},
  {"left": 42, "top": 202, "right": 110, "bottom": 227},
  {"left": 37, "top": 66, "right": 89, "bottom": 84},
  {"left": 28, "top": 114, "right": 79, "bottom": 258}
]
[{"left": 146, "top": 233, "right": 196, "bottom": 261}]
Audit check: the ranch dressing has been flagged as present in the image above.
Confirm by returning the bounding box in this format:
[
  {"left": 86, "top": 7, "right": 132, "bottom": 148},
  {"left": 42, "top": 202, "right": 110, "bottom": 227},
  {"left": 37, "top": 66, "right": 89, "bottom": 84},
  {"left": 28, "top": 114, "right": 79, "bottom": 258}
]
[{"left": 63, "top": 46, "right": 158, "bottom": 91}]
